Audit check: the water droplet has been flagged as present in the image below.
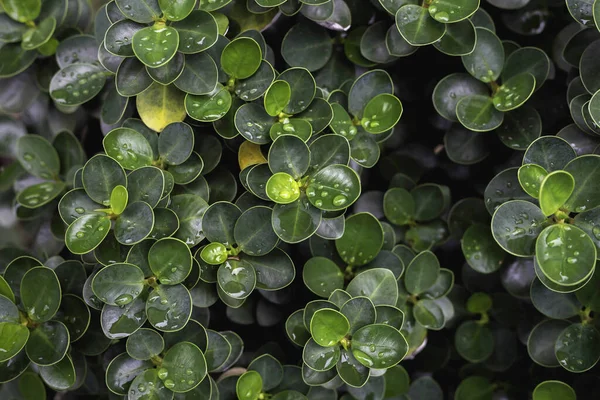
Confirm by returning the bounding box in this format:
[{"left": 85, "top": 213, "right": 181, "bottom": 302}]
[{"left": 164, "top": 379, "right": 175, "bottom": 389}]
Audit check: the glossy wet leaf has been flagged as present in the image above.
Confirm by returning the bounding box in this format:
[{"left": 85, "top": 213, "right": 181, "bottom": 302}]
[
  {"left": 340, "top": 296, "right": 377, "bottom": 334},
  {"left": 82, "top": 154, "right": 127, "bottom": 205},
  {"left": 235, "top": 102, "right": 275, "bottom": 144},
  {"left": 429, "top": 0, "right": 479, "bottom": 23},
  {"left": 158, "top": 0, "right": 195, "bottom": 21},
  {"left": 336, "top": 348, "right": 370, "bottom": 388},
  {"left": 395, "top": 5, "right": 447, "bottom": 46},
  {"left": 536, "top": 224, "right": 596, "bottom": 286},
  {"left": 457, "top": 95, "right": 504, "bottom": 132},
  {"left": 103, "top": 128, "right": 154, "bottom": 170},
  {"left": 266, "top": 172, "right": 300, "bottom": 204},
  {"left": 491, "top": 200, "right": 547, "bottom": 256},
  {"left": 563, "top": 155, "right": 600, "bottom": 212},
  {"left": 91, "top": 263, "right": 144, "bottom": 306},
  {"left": 303, "top": 338, "right": 340, "bottom": 372},
  {"left": 405, "top": 251, "right": 440, "bottom": 294},
  {"left": 160, "top": 341, "right": 207, "bottom": 392},
  {"left": 173, "top": 10, "right": 219, "bottom": 54},
  {"left": 50, "top": 63, "right": 107, "bottom": 106},
  {"left": 518, "top": 164, "right": 547, "bottom": 198},
  {"left": 303, "top": 257, "right": 343, "bottom": 298},
  {"left": 158, "top": 122, "right": 194, "bottom": 166},
  {"left": 128, "top": 369, "right": 172, "bottom": 400},
  {"left": 38, "top": 354, "right": 75, "bottom": 391},
  {"left": 237, "top": 370, "right": 263, "bottom": 400},
  {"left": 17, "top": 181, "right": 65, "bottom": 209},
  {"left": 533, "top": 381, "right": 576, "bottom": 400},
  {"left": 462, "top": 224, "right": 506, "bottom": 274},
  {"left": 1, "top": 0, "right": 41, "bottom": 23},
  {"left": 335, "top": 212, "right": 383, "bottom": 266},
  {"left": 360, "top": 94, "right": 403, "bottom": 134},
  {"left": 351, "top": 323, "right": 408, "bottom": 369},
  {"left": 346, "top": 268, "right": 398, "bottom": 306},
  {"left": 174, "top": 53, "right": 218, "bottom": 95},
  {"left": 217, "top": 259, "right": 257, "bottom": 299},
  {"left": 306, "top": 164, "right": 360, "bottom": 211},
  {"left": 282, "top": 22, "right": 332, "bottom": 71},
  {"left": 348, "top": 69, "right": 393, "bottom": 119},
  {"left": 234, "top": 206, "right": 278, "bottom": 256},
  {"left": 462, "top": 27, "right": 504, "bottom": 83},
  {"left": 555, "top": 323, "right": 600, "bottom": 372},
  {"left": 310, "top": 308, "right": 350, "bottom": 347},
  {"left": 17, "top": 135, "right": 60, "bottom": 180},
  {"left": 268, "top": 134, "right": 310, "bottom": 179},
  {"left": 186, "top": 84, "right": 232, "bottom": 123},
  {"left": 149, "top": 237, "right": 193, "bottom": 285},
  {"left": 0, "top": 323, "right": 29, "bottom": 363},
  {"left": 146, "top": 284, "right": 192, "bottom": 332},
  {"left": 433, "top": 19, "right": 476, "bottom": 56},
  {"left": 22, "top": 16, "right": 56, "bottom": 51},
  {"left": 65, "top": 213, "right": 111, "bottom": 254},
  {"left": 26, "top": 321, "right": 69, "bottom": 366}
]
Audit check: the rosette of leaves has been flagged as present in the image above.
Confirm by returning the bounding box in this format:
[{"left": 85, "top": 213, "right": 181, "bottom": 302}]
[
  {"left": 328, "top": 69, "right": 403, "bottom": 167},
  {"left": 0, "top": 256, "right": 88, "bottom": 390},
  {"left": 433, "top": 30, "right": 550, "bottom": 133},
  {"left": 453, "top": 292, "right": 497, "bottom": 365},
  {"left": 238, "top": 134, "right": 361, "bottom": 243},
  {"left": 193, "top": 201, "right": 296, "bottom": 307},
  {"left": 0, "top": 0, "right": 93, "bottom": 79},
  {"left": 287, "top": 269, "right": 409, "bottom": 388},
  {"left": 490, "top": 136, "right": 600, "bottom": 293},
  {"left": 14, "top": 132, "right": 85, "bottom": 218},
  {"left": 382, "top": 0, "right": 479, "bottom": 56},
  {"left": 227, "top": 65, "right": 334, "bottom": 144},
  {"left": 382, "top": 184, "right": 451, "bottom": 251}
]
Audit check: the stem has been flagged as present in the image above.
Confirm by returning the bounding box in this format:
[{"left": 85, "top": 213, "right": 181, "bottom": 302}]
[
  {"left": 339, "top": 337, "right": 350, "bottom": 351},
  {"left": 145, "top": 276, "right": 159, "bottom": 288},
  {"left": 580, "top": 307, "right": 593, "bottom": 324},
  {"left": 477, "top": 312, "right": 490, "bottom": 325}
]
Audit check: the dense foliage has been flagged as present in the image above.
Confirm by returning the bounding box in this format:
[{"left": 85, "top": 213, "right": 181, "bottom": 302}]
[{"left": 1, "top": 0, "right": 600, "bottom": 399}]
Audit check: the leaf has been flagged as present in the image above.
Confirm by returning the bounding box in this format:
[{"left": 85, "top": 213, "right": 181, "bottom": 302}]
[
  {"left": 237, "top": 370, "right": 263, "bottom": 400},
  {"left": 17, "top": 135, "right": 60, "bottom": 180},
  {"left": 160, "top": 341, "right": 207, "bottom": 392},
  {"left": 158, "top": 0, "right": 195, "bottom": 21},
  {"left": 563, "top": 155, "right": 600, "bottom": 212},
  {"left": 429, "top": 0, "right": 479, "bottom": 23},
  {"left": 281, "top": 22, "right": 333, "bottom": 72},
  {"left": 539, "top": 171, "right": 575, "bottom": 216},
  {"left": 22, "top": 16, "right": 56, "bottom": 51},
  {"left": 303, "top": 257, "right": 343, "bottom": 298},
  {"left": 26, "top": 321, "right": 70, "bottom": 366},
  {"left": 310, "top": 308, "right": 350, "bottom": 347},
  {"left": 248, "top": 354, "right": 284, "bottom": 391},
  {"left": 264, "top": 80, "right": 291, "bottom": 117},
  {"left": 1, "top": 0, "right": 41, "bottom": 22},
  {"left": 217, "top": 259, "right": 257, "bottom": 299},
  {"left": 186, "top": 84, "right": 232, "bottom": 123},
  {"left": 306, "top": 164, "right": 361, "bottom": 211},
  {"left": 17, "top": 181, "right": 65, "bottom": 209},
  {"left": 127, "top": 369, "right": 171, "bottom": 399},
  {"left": 173, "top": 10, "right": 219, "bottom": 53},
  {"left": 146, "top": 284, "right": 192, "bottom": 332},
  {"left": 348, "top": 69, "right": 393, "bottom": 118},
  {"left": 518, "top": 164, "right": 548, "bottom": 198},
  {"left": 462, "top": 224, "right": 506, "bottom": 274},
  {"left": 91, "top": 263, "right": 145, "bottom": 306},
  {"left": 536, "top": 224, "right": 596, "bottom": 286},
  {"left": 38, "top": 354, "right": 75, "bottom": 391},
  {"left": 137, "top": 82, "right": 186, "bottom": 132},
  {"left": 149, "top": 238, "right": 193, "bottom": 285},
  {"left": 523, "top": 136, "right": 576, "bottom": 173},
  {"left": 340, "top": 296, "right": 377, "bottom": 334},
  {"left": 272, "top": 195, "right": 322, "bottom": 243},
  {"left": 456, "top": 95, "right": 504, "bottom": 132},
  {"left": 555, "top": 323, "right": 600, "bottom": 372},
  {"left": 221, "top": 37, "right": 262, "bottom": 79},
  {"left": 174, "top": 53, "right": 218, "bottom": 95},
  {"left": 502, "top": 46, "right": 550, "bottom": 91},
  {"left": 65, "top": 214, "right": 111, "bottom": 254},
  {"left": 268, "top": 134, "right": 310, "bottom": 179},
  {"left": 279, "top": 67, "right": 317, "bottom": 115},
  {"left": 533, "top": 381, "right": 576, "bottom": 400},
  {"left": 491, "top": 200, "right": 547, "bottom": 256},
  {"left": 346, "top": 268, "right": 398, "bottom": 306},
  {"left": 336, "top": 348, "right": 370, "bottom": 388},
  {"left": 105, "top": 353, "right": 154, "bottom": 394},
  {"left": 351, "top": 324, "right": 408, "bottom": 369},
  {"left": 492, "top": 73, "right": 536, "bottom": 112},
  {"left": 234, "top": 206, "right": 278, "bottom": 256},
  {"left": 395, "top": 5, "right": 446, "bottom": 46},
  {"left": 433, "top": 19, "right": 476, "bottom": 56},
  {"left": 82, "top": 154, "right": 127, "bottom": 205},
  {"left": 360, "top": 94, "right": 403, "bottom": 134},
  {"left": 0, "top": 323, "right": 29, "bottom": 363},
  {"left": 405, "top": 251, "right": 440, "bottom": 294},
  {"left": 302, "top": 338, "right": 340, "bottom": 372},
  {"left": 461, "top": 27, "right": 504, "bottom": 83},
  {"left": 455, "top": 320, "right": 494, "bottom": 363},
  {"left": 115, "top": 0, "right": 161, "bottom": 23}
]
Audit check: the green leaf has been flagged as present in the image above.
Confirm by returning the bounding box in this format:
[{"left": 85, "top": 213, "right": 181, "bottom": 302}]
[
  {"left": 497, "top": 105, "right": 542, "bottom": 150},
  {"left": 235, "top": 103, "right": 275, "bottom": 144},
  {"left": 91, "top": 263, "right": 144, "bottom": 306},
  {"left": 455, "top": 376, "right": 495, "bottom": 400},
  {"left": 348, "top": 69, "right": 393, "bottom": 118},
  {"left": 462, "top": 224, "right": 506, "bottom": 274},
  {"left": 160, "top": 341, "right": 207, "bottom": 392},
  {"left": 264, "top": 80, "right": 291, "bottom": 117},
  {"left": 533, "top": 381, "right": 576, "bottom": 400},
  {"left": 174, "top": 53, "right": 218, "bottom": 95},
  {"left": 281, "top": 22, "right": 333, "bottom": 72},
  {"left": 563, "top": 155, "right": 600, "bottom": 212},
  {"left": 351, "top": 324, "right": 408, "bottom": 369},
  {"left": 1, "top": 0, "right": 40, "bottom": 22},
  {"left": 26, "top": 321, "right": 69, "bottom": 366},
  {"left": 149, "top": 238, "right": 193, "bottom": 285},
  {"left": 457, "top": 95, "right": 504, "bottom": 132},
  {"left": 170, "top": 194, "right": 209, "bottom": 246},
  {"left": 221, "top": 37, "right": 262, "bottom": 79},
  {"left": 82, "top": 154, "right": 127, "bottom": 206},
  {"left": 303, "top": 257, "right": 343, "bottom": 298},
  {"left": 502, "top": 47, "right": 550, "bottom": 91},
  {"left": 234, "top": 60, "right": 276, "bottom": 101},
  {"left": 492, "top": 73, "right": 535, "bottom": 112},
  {"left": 186, "top": 84, "right": 232, "bottom": 123},
  {"left": 411, "top": 184, "right": 450, "bottom": 221},
  {"left": 17, "top": 135, "right": 60, "bottom": 180},
  {"left": 536, "top": 224, "right": 596, "bottom": 286},
  {"left": 132, "top": 25, "right": 179, "bottom": 68},
  {"left": 248, "top": 354, "right": 283, "bottom": 391},
  {"left": 336, "top": 212, "right": 383, "bottom": 266},
  {"left": 360, "top": 94, "right": 403, "bottom": 134},
  {"left": 246, "top": 248, "right": 295, "bottom": 290},
  {"left": 0, "top": 323, "right": 29, "bottom": 363},
  {"left": 336, "top": 348, "right": 369, "bottom": 388},
  {"left": 65, "top": 214, "right": 111, "bottom": 254},
  {"left": 50, "top": 63, "right": 107, "bottom": 106},
  {"left": 346, "top": 268, "right": 398, "bottom": 306},
  {"left": 146, "top": 284, "right": 192, "bottom": 331},
  {"left": 455, "top": 320, "right": 494, "bottom": 363},
  {"left": 539, "top": 171, "right": 575, "bottom": 216},
  {"left": 266, "top": 172, "right": 300, "bottom": 204},
  {"left": 395, "top": 5, "right": 446, "bottom": 46},
  {"left": 127, "top": 167, "right": 165, "bottom": 208},
  {"left": 329, "top": 103, "right": 358, "bottom": 140},
  {"left": 106, "top": 353, "right": 154, "bottom": 395},
  {"left": 21, "top": 16, "right": 56, "bottom": 51},
  {"left": 429, "top": 0, "right": 479, "bottom": 23},
  {"left": 530, "top": 278, "right": 580, "bottom": 319},
  {"left": 205, "top": 329, "right": 231, "bottom": 371},
  {"left": 109, "top": 185, "right": 128, "bottom": 216},
  {"left": 137, "top": 82, "right": 186, "bottom": 132},
  {"left": 268, "top": 134, "right": 310, "bottom": 179},
  {"left": 310, "top": 308, "right": 350, "bottom": 347},
  {"left": 303, "top": 338, "right": 340, "bottom": 372},
  {"left": 158, "top": 122, "right": 194, "bottom": 166},
  {"left": 20, "top": 266, "right": 61, "bottom": 323},
  {"left": 272, "top": 195, "right": 322, "bottom": 243},
  {"left": 555, "top": 323, "right": 600, "bottom": 372},
  {"left": 38, "top": 354, "right": 75, "bottom": 391},
  {"left": 340, "top": 296, "right": 377, "bottom": 334},
  {"left": 491, "top": 200, "right": 547, "bottom": 256},
  {"left": 433, "top": 19, "right": 477, "bottom": 56},
  {"left": 518, "top": 163, "right": 548, "bottom": 198},
  {"left": 237, "top": 370, "right": 263, "bottom": 400},
  {"left": 234, "top": 206, "right": 278, "bottom": 256},
  {"left": 159, "top": 0, "right": 195, "bottom": 21},
  {"left": 17, "top": 181, "right": 65, "bottom": 209},
  {"left": 115, "top": 0, "right": 161, "bottom": 23},
  {"left": 462, "top": 27, "right": 504, "bottom": 83},
  {"left": 523, "top": 136, "right": 576, "bottom": 172},
  {"left": 286, "top": 309, "right": 311, "bottom": 346},
  {"left": 217, "top": 259, "right": 257, "bottom": 299},
  {"left": 405, "top": 250, "right": 440, "bottom": 294},
  {"left": 173, "top": 10, "right": 218, "bottom": 53},
  {"left": 128, "top": 369, "right": 172, "bottom": 400}
]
